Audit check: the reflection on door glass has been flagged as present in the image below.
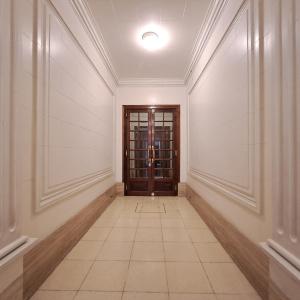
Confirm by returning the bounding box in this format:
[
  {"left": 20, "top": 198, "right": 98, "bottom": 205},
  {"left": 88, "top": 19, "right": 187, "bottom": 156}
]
[
  {"left": 139, "top": 121, "right": 148, "bottom": 131},
  {"left": 130, "top": 169, "right": 148, "bottom": 178},
  {"left": 154, "top": 169, "right": 173, "bottom": 178},
  {"left": 164, "top": 122, "right": 173, "bottom": 130},
  {"left": 130, "top": 150, "right": 148, "bottom": 159},
  {"left": 130, "top": 122, "right": 139, "bottom": 131}
]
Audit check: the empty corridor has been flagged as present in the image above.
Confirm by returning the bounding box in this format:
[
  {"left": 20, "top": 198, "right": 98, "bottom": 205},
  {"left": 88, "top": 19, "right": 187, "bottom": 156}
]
[{"left": 31, "top": 197, "right": 261, "bottom": 300}]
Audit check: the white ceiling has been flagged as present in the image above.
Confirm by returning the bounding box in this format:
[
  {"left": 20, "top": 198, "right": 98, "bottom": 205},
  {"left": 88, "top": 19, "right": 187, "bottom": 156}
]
[{"left": 86, "top": 0, "right": 211, "bottom": 82}]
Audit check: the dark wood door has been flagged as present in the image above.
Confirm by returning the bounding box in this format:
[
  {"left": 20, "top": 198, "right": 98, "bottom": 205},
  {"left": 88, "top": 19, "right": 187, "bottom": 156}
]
[{"left": 123, "top": 105, "right": 180, "bottom": 196}]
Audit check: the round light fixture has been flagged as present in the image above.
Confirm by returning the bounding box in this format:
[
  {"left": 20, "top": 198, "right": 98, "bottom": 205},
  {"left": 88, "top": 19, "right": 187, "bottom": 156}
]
[{"left": 137, "top": 24, "right": 169, "bottom": 51}]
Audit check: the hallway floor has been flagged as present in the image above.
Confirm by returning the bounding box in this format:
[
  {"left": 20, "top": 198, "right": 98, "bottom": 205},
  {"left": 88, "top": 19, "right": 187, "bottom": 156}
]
[{"left": 31, "top": 197, "right": 261, "bottom": 300}]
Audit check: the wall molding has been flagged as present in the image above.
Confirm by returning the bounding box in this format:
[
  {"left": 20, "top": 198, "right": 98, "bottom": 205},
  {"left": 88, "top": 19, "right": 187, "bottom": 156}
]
[
  {"left": 33, "top": 0, "right": 113, "bottom": 211},
  {"left": 0, "top": 0, "right": 18, "bottom": 250},
  {"left": 262, "top": 1, "right": 300, "bottom": 298},
  {"left": 23, "top": 184, "right": 117, "bottom": 300},
  {"left": 187, "top": 0, "right": 263, "bottom": 213}
]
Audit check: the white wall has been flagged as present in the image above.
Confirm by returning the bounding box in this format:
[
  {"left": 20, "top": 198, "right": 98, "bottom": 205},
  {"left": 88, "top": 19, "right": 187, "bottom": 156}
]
[
  {"left": 14, "top": 0, "right": 116, "bottom": 239},
  {"left": 1, "top": 0, "right": 117, "bottom": 291},
  {"left": 115, "top": 86, "right": 187, "bottom": 183},
  {"left": 187, "top": 0, "right": 272, "bottom": 243}
]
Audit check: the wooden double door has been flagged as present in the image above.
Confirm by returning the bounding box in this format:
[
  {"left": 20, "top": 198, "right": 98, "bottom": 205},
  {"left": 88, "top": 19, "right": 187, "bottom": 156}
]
[{"left": 123, "top": 105, "right": 180, "bottom": 196}]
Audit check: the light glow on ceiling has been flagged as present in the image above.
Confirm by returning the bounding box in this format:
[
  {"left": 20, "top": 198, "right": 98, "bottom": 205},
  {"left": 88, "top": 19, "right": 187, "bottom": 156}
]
[{"left": 137, "top": 23, "right": 170, "bottom": 51}]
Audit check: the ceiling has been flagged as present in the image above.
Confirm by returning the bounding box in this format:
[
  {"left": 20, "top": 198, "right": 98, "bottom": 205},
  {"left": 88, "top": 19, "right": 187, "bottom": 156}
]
[{"left": 86, "top": 0, "right": 211, "bottom": 82}]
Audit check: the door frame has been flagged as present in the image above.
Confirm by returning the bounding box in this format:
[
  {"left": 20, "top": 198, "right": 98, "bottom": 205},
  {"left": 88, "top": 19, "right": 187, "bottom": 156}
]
[{"left": 122, "top": 105, "right": 180, "bottom": 196}]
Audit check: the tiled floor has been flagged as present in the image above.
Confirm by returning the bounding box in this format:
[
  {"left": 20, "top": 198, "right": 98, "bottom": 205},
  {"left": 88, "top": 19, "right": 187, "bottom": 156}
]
[{"left": 31, "top": 196, "right": 261, "bottom": 300}]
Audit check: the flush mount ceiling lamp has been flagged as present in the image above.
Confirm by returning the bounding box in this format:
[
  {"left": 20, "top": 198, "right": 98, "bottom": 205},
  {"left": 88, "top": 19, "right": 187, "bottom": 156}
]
[{"left": 137, "top": 24, "right": 169, "bottom": 51}]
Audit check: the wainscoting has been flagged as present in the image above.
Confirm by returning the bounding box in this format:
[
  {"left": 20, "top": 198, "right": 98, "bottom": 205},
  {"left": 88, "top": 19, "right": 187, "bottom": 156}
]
[{"left": 23, "top": 185, "right": 117, "bottom": 300}]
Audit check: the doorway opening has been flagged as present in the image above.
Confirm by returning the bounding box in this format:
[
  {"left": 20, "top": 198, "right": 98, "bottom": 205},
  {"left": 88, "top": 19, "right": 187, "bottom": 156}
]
[{"left": 123, "top": 105, "right": 180, "bottom": 196}]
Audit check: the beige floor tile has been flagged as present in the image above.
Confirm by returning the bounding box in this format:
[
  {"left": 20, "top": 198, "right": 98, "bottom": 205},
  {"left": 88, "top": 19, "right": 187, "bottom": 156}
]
[
  {"left": 166, "top": 262, "right": 212, "bottom": 293},
  {"left": 138, "top": 218, "right": 161, "bottom": 228},
  {"left": 161, "top": 211, "right": 182, "bottom": 219},
  {"left": 162, "top": 228, "right": 190, "bottom": 242},
  {"left": 182, "top": 218, "right": 208, "bottom": 228},
  {"left": 122, "top": 292, "right": 169, "bottom": 300},
  {"left": 119, "top": 212, "right": 140, "bottom": 218},
  {"left": 74, "top": 291, "right": 122, "bottom": 300},
  {"left": 131, "top": 242, "right": 164, "bottom": 261},
  {"left": 81, "top": 261, "right": 129, "bottom": 291},
  {"left": 216, "top": 295, "right": 261, "bottom": 300},
  {"left": 115, "top": 218, "right": 139, "bottom": 228},
  {"left": 81, "top": 227, "right": 111, "bottom": 241},
  {"left": 66, "top": 241, "right": 103, "bottom": 260},
  {"left": 139, "top": 213, "right": 161, "bottom": 219},
  {"left": 107, "top": 228, "right": 136, "bottom": 242},
  {"left": 125, "top": 261, "right": 168, "bottom": 292},
  {"left": 194, "top": 243, "right": 232, "bottom": 262},
  {"left": 135, "top": 228, "right": 163, "bottom": 242},
  {"left": 170, "top": 294, "right": 217, "bottom": 300},
  {"left": 164, "top": 242, "right": 199, "bottom": 261},
  {"left": 40, "top": 260, "right": 92, "bottom": 290},
  {"left": 203, "top": 263, "right": 256, "bottom": 294},
  {"left": 161, "top": 219, "right": 184, "bottom": 228},
  {"left": 187, "top": 229, "right": 218, "bottom": 243},
  {"left": 30, "top": 291, "right": 76, "bottom": 300},
  {"left": 97, "top": 241, "right": 133, "bottom": 260},
  {"left": 93, "top": 218, "right": 117, "bottom": 228}
]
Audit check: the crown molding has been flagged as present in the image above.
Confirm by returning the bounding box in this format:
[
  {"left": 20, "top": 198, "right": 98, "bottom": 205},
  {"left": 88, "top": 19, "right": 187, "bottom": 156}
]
[
  {"left": 118, "top": 78, "right": 186, "bottom": 87},
  {"left": 70, "top": 0, "right": 119, "bottom": 85},
  {"left": 71, "top": 0, "right": 227, "bottom": 88},
  {"left": 184, "top": 0, "right": 228, "bottom": 84}
]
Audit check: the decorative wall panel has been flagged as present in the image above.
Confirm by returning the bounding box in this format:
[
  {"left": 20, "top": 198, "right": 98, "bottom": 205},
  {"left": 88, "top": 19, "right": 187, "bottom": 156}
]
[
  {"left": 188, "top": 0, "right": 262, "bottom": 211},
  {"left": 263, "top": 1, "right": 300, "bottom": 288},
  {"left": 0, "top": 0, "right": 20, "bottom": 253},
  {"left": 34, "top": 0, "right": 114, "bottom": 210}
]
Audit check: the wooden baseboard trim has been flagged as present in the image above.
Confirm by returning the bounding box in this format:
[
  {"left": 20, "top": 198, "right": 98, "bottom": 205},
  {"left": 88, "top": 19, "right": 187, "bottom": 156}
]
[
  {"left": 23, "top": 184, "right": 117, "bottom": 300},
  {"left": 186, "top": 185, "right": 269, "bottom": 300}
]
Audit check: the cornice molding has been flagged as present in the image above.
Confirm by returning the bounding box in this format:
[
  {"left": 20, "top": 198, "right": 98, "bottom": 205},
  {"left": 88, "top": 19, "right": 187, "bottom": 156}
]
[
  {"left": 184, "top": 0, "right": 228, "bottom": 84},
  {"left": 70, "top": 0, "right": 119, "bottom": 85},
  {"left": 118, "top": 78, "right": 186, "bottom": 87},
  {"left": 72, "top": 0, "right": 228, "bottom": 87}
]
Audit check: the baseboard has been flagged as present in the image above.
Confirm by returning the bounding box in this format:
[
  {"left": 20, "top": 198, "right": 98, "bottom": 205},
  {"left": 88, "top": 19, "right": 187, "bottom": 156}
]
[
  {"left": 23, "top": 184, "right": 117, "bottom": 300},
  {"left": 186, "top": 185, "right": 269, "bottom": 300},
  {"left": 116, "top": 182, "right": 124, "bottom": 196},
  {"left": 178, "top": 182, "right": 186, "bottom": 196},
  {"left": 0, "top": 276, "right": 23, "bottom": 300}
]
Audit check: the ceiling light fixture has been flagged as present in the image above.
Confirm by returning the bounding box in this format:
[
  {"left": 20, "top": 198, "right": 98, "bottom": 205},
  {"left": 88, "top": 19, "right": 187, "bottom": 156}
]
[{"left": 137, "top": 24, "right": 169, "bottom": 51}]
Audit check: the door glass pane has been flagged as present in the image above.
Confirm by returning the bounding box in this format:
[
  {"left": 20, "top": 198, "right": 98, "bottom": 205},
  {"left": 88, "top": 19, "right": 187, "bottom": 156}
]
[
  {"left": 130, "top": 169, "right": 148, "bottom": 178},
  {"left": 154, "top": 122, "right": 163, "bottom": 128},
  {"left": 140, "top": 112, "right": 148, "bottom": 121},
  {"left": 130, "top": 150, "right": 148, "bottom": 159},
  {"left": 139, "top": 122, "right": 148, "bottom": 131},
  {"left": 130, "top": 122, "right": 139, "bottom": 130},
  {"left": 164, "top": 112, "right": 173, "bottom": 121},
  {"left": 130, "top": 113, "right": 138, "bottom": 121},
  {"left": 154, "top": 169, "right": 173, "bottom": 178},
  {"left": 155, "top": 112, "right": 163, "bottom": 121},
  {"left": 153, "top": 111, "right": 175, "bottom": 180},
  {"left": 164, "top": 122, "right": 173, "bottom": 130}
]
